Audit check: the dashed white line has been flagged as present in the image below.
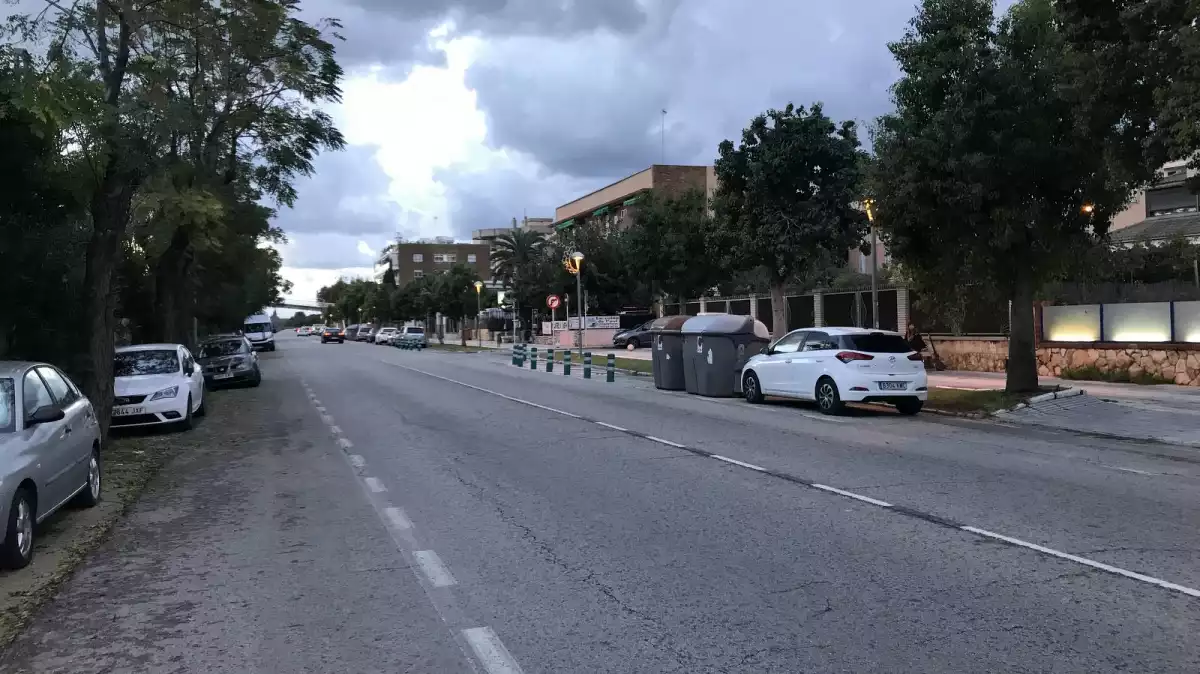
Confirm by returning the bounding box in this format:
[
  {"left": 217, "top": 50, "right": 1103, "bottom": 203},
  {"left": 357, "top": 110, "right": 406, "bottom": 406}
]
[
  {"left": 462, "top": 627, "right": 525, "bottom": 674},
  {"left": 1102, "top": 465, "right": 1155, "bottom": 476},
  {"left": 339, "top": 437, "right": 355, "bottom": 451},
  {"left": 315, "top": 405, "right": 327, "bottom": 414},
  {"left": 961, "top": 526, "right": 1200, "bottom": 598},
  {"left": 364, "top": 477, "right": 386, "bottom": 493},
  {"left": 644, "top": 435, "right": 686, "bottom": 449},
  {"left": 413, "top": 550, "right": 457, "bottom": 587},
  {"left": 383, "top": 506, "right": 412, "bottom": 530},
  {"left": 594, "top": 421, "right": 627, "bottom": 432},
  {"left": 320, "top": 414, "right": 334, "bottom": 425},
  {"left": 712, "top": 455, "right": 766, "bottom": 471},
  {"left": 348, "top": 453, "right": 365, "bottom": 468},
  {"left": 311, "top": 398, "right": 321, "bottom": 406},
  {"left": 811, "top": 484, "right": 894, "bottom": 508},
  {"left": 330, "top": 425, "right": 343, "bottom": 435}
]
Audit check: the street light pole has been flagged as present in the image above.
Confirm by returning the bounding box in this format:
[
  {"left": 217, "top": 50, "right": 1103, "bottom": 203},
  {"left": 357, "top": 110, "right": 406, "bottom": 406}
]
[
  {"left": 473, "top": 281, "right": 483, "bottom": 347},
  {"left": 865, "top": 199, "right": 879, "bottom": 329},
  {"left": 570, "top": 251, "right": 585, "bottom": 360}
]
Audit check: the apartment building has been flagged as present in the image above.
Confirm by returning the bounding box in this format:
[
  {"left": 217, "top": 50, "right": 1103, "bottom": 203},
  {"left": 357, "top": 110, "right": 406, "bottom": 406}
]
[
  {"left": 1109, "top": 160, "right": 1200, "bottom": 245},
  {"left": 390, "top": 239, "right": 491, "bottom": 286},
  {"left": 551, "top": 164, "right": 716, "bottom": 235},
  {"left": 471, "top": 216, "right": 555, "bottom": 245}
]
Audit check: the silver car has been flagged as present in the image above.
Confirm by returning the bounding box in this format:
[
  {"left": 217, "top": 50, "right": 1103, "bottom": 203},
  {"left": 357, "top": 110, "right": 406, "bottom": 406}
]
[{"left": 0, "top": 362, "right": 102, "bottom": 569}]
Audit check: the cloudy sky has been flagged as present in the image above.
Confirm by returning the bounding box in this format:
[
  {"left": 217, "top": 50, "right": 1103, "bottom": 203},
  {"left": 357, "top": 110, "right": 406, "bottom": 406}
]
[{"left": 275, "top": 0, "right": 930, "bottom": 302}]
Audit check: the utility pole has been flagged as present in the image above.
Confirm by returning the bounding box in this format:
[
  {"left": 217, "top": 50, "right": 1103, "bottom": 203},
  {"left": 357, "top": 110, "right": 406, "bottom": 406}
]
[{"left": 864, "top": 199, "right": 879, "bottom": 329}]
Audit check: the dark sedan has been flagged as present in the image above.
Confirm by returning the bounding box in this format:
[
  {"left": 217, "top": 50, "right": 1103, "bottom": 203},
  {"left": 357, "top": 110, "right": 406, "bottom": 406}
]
[
  {"left": 321, "top": 326, "right": 346, "bottom": 343},
  {"left": 613, "top": 321, "right": 654, "bottom": 349},
  {"left": 197, "top": 337, "right": 261, "bottom": 387}
]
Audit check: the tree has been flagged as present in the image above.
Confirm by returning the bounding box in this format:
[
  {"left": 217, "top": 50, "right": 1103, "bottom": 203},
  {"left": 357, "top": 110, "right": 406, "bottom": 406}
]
[
  {"left": 433, "top": 264, "right": 491, "bottom": 346},
  {"left": 712, "top": 103, "right": 869, "bottom": 338},
  {"left": 871, "top": 0, "right": 1129, "bottom": 392},
  {"left": 625, "top": 189, "right": 722, "bottom": 308}
]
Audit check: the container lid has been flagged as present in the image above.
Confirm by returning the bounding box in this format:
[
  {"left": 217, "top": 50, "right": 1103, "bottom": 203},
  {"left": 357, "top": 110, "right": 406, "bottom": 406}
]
[
  {"left": 649, "top": 315, "right": 691, "bottom": 333},
  {"left": 680, "top": 313, "right": 770, "bottom": 337}
]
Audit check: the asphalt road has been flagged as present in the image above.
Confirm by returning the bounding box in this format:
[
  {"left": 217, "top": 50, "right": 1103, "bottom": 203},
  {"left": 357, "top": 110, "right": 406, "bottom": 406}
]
[{"left": 5, "top": 333, "right": 1200, "bottom": 673}]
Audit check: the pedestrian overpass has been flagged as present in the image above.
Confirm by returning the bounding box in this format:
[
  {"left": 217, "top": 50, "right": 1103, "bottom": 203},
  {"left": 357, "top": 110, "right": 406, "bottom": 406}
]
[{"left": 271, "top": 299, "right": 330, "bottom": 313}]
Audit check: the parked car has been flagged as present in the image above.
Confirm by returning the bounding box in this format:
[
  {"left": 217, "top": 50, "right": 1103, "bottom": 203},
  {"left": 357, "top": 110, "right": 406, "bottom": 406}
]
[
  {"left": 243, "top": 313, "right": 276, "bottom": 352},
  {"left": 0, "top": 362, "right": 102, "bottom": 569},
  {"left": 613, "top": 320, "right": 655, "bottom": 349},
  {"left": 309, "top": 325, "right": 326, "bottom": 336},
  {"left": 394, "top": 326, "right": 428, "bottom": 348},
  {"left": 321, "top": 325, "right": 346, "bottom": 343},
  {"left": 112, "top": 344, "right": 206, "bottom": 429},
  {"left": 355, "top": 325, "right": 376, "bottom": 342},
  {"left": 297, "top": 326, "right": 311, "bottom": 336},
  {"left": 741, "top": 327, "right": 927, "bottom": 416},
  {"left": 197, "top": 336, "right": 261, "bottom": 388},
  {"left": 375, "top": 327, "right": 398, "bottom": 344}
]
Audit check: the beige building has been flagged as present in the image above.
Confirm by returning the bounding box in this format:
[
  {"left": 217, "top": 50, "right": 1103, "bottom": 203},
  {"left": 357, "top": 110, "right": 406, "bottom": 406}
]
[
  {"left": 552, "top": 164, "right": 717, "bottom": 234},
  {"left": 1109, "top": 160, "right": 1200, "bottom": 245},
  {"left": 472, "top": 216, "right": 555, "bottom": 245}
]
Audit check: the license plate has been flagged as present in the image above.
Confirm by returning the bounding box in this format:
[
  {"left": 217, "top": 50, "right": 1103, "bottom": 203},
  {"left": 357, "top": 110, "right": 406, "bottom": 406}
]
[
  {"left": 878, "top": 381, "right": 907, "bottom": 391},
  {"left": 112, "top": 406, "right": 145, "bottom": 416},
  {"left": 214, "top": 373, "right": 233, "bottom": 380}
]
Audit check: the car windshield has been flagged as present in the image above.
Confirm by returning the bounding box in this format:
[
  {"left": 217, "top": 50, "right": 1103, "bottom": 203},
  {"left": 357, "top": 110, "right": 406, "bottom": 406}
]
[
  {"left": 114, "top": 350, "right": 180, "bottom": 376},
  {"left": 199, "top": 340, "right": 243, "bottom": 358},
  {"left": 405, "top": 327, "right": 424, "bottom": 334},
  {"left": 244, "top": 322, "right": 272, "bottom": 334},
  {"left": 840, "top": 334, "right": 913, "bottom": 353},
  {"left": 380, "top": 328, "right": 396, "bottom": 333},
  {"left": 0, "top": 378, "right": 14, "bottom": 433}
]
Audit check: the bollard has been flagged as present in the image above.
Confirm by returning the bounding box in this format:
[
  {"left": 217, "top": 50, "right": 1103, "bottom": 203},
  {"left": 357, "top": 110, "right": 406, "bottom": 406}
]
[
  {"left": 606, "top": 353, "right": 615, "bottom": 383},
  {"left": 530, "top": 346, "right": 537, "bottom": 370},
  {"left": 547, "top": 348, "right": 555, "bottom": 373},
  {"left": 518, "top": 343, "right": 526, "bottom": 365},
  {"left": 563, "top": 351, "right": 572, "bottom": 376},
  {"left": 584, "top": 352, "right": 592, "bottom": 379},
  {"left": 511, "top": 343, "right": 520, "bottom": 366}
]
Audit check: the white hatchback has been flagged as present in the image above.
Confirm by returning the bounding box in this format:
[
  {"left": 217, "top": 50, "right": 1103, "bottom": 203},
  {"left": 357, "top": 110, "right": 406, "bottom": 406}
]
[
  {"left": 741, "top": 327, "right": 927, "bottom": 415},
  {"left": 112, "top": 344, "right": 206, "bottom": 429}
]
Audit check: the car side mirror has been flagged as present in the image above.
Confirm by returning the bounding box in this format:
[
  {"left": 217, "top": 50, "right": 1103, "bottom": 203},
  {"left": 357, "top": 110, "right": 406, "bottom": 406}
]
[
  {"left": 27, "top": 405, "right": 65, "bottom": 426},
  {"left": 185, "top": 363, "right": 195, "bottom": 375}
]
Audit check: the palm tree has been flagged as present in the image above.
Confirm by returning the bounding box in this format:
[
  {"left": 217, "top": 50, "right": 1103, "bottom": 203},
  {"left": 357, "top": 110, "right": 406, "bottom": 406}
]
[
  {"left": 490, "top": 228, "right": 546, "bottom": 289},
  {"left": 377, "top": 243, "right": 397, "bottom": 286}
]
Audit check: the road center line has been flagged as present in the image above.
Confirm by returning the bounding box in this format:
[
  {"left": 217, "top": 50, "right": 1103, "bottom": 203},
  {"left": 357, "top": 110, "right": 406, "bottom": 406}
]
[
  {"left": 338, "top": 437, "right": 354, "bottom": 451},
  {"left": 383, "top": 506, "right": 412, "bottom": 530},
  {"left": 594, "top": 421, "right": 627, "bottom": 432},
  {"left": 811, "top": 484, "right": 894, "bottom": 507},
  {"left": 463, "top": 627, "right": 526, "bottom": 674},
  {"left": 713, "top": 455, "right": 766, "bottom": 471},
  {"left": 330, "top": 425, "right": 343, "bottom": 435},
  {"left": 645, "top": 435, "right": 686, "bottom": 449},
  {"left": 348, "top": 453, "right": 365, "bottom": 468},
  {"left": 364, "top": 477, "right": 386, "bottom": 493},
  {"left": 320, "top": 414, "right": 334, "bottom": 425},
  {"left": 413, "top": 550, "right": 457, "bottom": 587}
]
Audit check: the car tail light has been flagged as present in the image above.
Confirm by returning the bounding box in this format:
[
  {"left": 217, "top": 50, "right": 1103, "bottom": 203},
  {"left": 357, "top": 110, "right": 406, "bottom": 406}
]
[
  {"left": 835, "top": 351, "right": 874, "bottom": 364},
  {"left": 908, "top": 352, "right": 923, "bottom": 361}
]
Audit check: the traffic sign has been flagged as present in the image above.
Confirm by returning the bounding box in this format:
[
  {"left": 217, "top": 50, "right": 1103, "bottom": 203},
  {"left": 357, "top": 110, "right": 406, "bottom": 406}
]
[{"left": 547, "top": 295, "right": 561, "bottom": 309}]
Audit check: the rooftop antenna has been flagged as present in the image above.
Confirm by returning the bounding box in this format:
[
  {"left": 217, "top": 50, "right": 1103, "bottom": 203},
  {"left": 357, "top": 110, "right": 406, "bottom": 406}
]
[{"left": 660, "top": 109, "right": 667, "bottom": 164}]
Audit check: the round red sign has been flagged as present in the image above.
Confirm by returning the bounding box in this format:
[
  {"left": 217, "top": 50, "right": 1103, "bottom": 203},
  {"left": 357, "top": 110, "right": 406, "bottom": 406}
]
[{"left": 546, "top": 295, "right": 561, "bottom": 309}]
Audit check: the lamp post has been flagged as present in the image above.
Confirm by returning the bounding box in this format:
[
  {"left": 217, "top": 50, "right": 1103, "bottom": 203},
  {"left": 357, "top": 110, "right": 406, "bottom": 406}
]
[
  {"left": 473, "top": 281, "right": 483, "bottom": 347},
  {"left": 570, "top": 251, "right": 584, "bottom": 359},
  {"left": 864, "top": 198, "right": 878, "bottom": 329}
]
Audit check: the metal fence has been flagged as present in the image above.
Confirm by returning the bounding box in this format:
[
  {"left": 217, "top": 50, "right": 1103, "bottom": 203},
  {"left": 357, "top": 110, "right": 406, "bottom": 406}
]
[{"left": 662, "top": 288, "right": 902, "bottom": 333}]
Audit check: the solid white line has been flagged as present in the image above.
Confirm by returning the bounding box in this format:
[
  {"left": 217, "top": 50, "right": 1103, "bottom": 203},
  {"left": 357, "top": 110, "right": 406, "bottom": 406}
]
[
  {"left": 348, "top": 453, "right": 365, "bottom": 468},
  {"left": 383, "top": 506, "right": 412, "bottom": 530},
  {"left": 811, "top": 484, "right": 894, "bottom": 507},
  {"left": 330, "top": 425, "right": 343, "bottom": 435},
  {"left": 644, "top": 435, "right": 686, "bottom": 449},
  {"left": 594, "top": 421, "right": 627, "bottom": 432},
  {"left": 462, "top": 627, "right": 525, "bottom": 674},
  {"left": 339, "top": 437, "right": 354, "bottom": 450},
  {"left": 413, "top": 550, "right": 457, "bottom": 587},
  {"left": 961, "top": 526, "right": 1200, "bottom": 599},
  {"left": 712, "top": 454, "right": 765, "bottom": 471},
  {"left": 364, "top": 477, "right": 386, "bottom": 493}
]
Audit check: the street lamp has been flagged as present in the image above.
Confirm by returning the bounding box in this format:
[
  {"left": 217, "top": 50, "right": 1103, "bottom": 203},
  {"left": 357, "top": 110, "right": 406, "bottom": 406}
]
[
  {"left": 473, "top": 281, "right": 483, "bottom": 347},
  {"left": 570, "top": 251, "right": 584, "bottom": 358},
  {"left": 863, "top": 198, "right": 879, "bottom": 329}
]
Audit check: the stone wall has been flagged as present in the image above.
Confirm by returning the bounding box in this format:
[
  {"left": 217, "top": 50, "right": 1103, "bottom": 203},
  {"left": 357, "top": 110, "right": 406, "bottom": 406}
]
[
  {"left": 1038, "top": 345, "right": 1200, "bottom": 385},
  {"left": 929, "top": 337, "right": 1008, "bottom": 373}
]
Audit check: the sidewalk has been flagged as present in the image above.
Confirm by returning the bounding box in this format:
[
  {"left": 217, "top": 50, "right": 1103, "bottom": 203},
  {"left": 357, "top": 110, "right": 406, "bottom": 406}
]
[
  {"left": 931, "top": 371, "right": 1200, "bottom": 447},
  {"left": 444, "top": 335, "right": 653, "bottom": 361}
]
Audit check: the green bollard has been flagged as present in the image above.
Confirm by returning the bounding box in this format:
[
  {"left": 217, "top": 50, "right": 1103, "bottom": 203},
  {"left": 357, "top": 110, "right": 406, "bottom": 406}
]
[
  {"left": 530, "top": 346, "right": 537, "bottom": 370},
  {"left": 606, "top": 353, "right": 615, "bottom": 383},
  {"left": 563, "top": 351, "right": 572, "bottom": 376},
  {"left": 547, "top": 348, "right": 555, "bottom": 373},
  {"left": 584, "top": 352, "right": 592, "bottom": 379},
  {"left": 511, "top": 343, "right": 519, "bottom": 366}
]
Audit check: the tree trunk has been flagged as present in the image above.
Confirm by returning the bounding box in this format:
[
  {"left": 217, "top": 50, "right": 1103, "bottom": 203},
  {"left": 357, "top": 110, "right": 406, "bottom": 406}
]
[
  {"left": 1006, "top": 269, "right": 1039, "bottom": 392},
  {"left": 769, "top": 282, "right": 788, "bottom": 340},
  {"left": 155, "top": 227, "right": 195, "bottom": 346}
]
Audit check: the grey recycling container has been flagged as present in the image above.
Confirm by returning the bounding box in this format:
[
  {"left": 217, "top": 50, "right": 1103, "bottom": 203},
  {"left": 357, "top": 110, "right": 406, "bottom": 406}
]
[
  {"left": 649, "top": 315, "right": 691, "bottom": 390},
  {"left": 681, "top": 314, "right": 771, "bottom": 397}
]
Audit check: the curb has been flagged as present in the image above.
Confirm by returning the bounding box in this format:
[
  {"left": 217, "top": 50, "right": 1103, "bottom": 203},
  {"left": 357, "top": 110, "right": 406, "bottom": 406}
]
[
  {"left": 923, "top": 407, "right": 990, "bottom": 420},
  {"left": 1002, "top": 387, "right": 1085, "bottom": 413}
]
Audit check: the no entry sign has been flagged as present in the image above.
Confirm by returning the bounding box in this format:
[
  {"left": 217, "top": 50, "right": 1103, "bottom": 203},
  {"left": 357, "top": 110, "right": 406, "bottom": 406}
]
[{"left": 546, "top": 295, "right": 561, "bottom": 309}]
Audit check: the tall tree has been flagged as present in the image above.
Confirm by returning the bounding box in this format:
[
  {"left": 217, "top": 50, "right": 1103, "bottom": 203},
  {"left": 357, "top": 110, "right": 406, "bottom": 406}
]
[
  {"left": 625, "top": 189, "right": 722, "bottom": 308},
  {"left": 712, "top": 103, "right": 869, "bottom": 338},
  {"left": 871, "top": 0, "right": 1128, "bottom": 392}
]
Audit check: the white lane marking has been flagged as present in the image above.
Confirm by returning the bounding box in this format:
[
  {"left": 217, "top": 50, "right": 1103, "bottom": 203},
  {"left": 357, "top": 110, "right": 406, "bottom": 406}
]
[
  {"left": 315, "top": 405, "right": 327, "bottom": 414},
  {"left": 364, "top": 477, "right": 386, "bottom": 493},
  {"left": 311, "top": 398, "right": 321, "bottom": 406},
  {"left": 348, "top": 453, "right": 365, "bottom": 468},
  {"left": 320, "top": 414, "right": 334, "bottom": 425},
  {"left": 339, "top": 437, "right": 355, "bottom": 451},
  {"left": 811, "top": 484, "right": 894, "bottom": 508},
  {"left": 962, "top": 526, "right": 1200, "bottom": 599},
  {"left": 796, "top": 411, "right": 848, "bottom": 424},
  {"left": 1101, "top": 465, "right": 1155, "bottom": 476},
  {"left": 390, "top": 365, "right": 582, "bottom": 419},
  {"left": 383, "top": 506, "right": 412, "bottom": 530},
  {"left": 712, "top": 454, "right": 765, "bottom": 471},
  {"left": 594, "top": 421, "right": 627, "bottom": 432},
  {"left": 644, "top": 435, "right": 686, "bottom": 449},
  {"left": 330, "top": 425, "right": 343, "bottom": 435},
  {"left": 462, "top": 627, "right": 525, "bottom": 674},
  {"left": 413, "top": 550, "right": 457, "bottom": 587}
]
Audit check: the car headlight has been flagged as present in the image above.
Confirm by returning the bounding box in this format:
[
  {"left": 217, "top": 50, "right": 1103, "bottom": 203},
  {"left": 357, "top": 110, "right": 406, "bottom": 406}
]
[
  {"left": 230, "top": 357, "right": 249, "bottom": 369},
  {"left": 149, "top": 385, "right": 179, "bottom": 401}
]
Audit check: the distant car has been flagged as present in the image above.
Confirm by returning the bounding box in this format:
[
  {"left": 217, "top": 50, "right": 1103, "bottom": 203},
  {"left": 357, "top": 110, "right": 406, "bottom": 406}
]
[
  {"left": 375, "top": 327, "right": 398, "bottom": 344},
  {"left": 197, "top": 337, "right": 261, "bottom": 388},
  {"left": 321, "top": 326, "right": 346, "bottom": 343},
  {"left": 297, "top": 326, "right": 311, "bottom": 336},
  {"left": 741, "top": 327, "right": 927, "bottom": 416},
  {"left": 355, "top": 325, "right": 376, "bottom": 342},
  {"left": 111, "top": 344, "right": 207, "bottom": 429},
  {"left": 613, "top": 320, "right": 655, "bottom": 349},
  {"left": 308, "top": 325, "right": 326, "bottom": 336},
  {"left": 0, "top": 362, "right": 102, "bottom": 569}
]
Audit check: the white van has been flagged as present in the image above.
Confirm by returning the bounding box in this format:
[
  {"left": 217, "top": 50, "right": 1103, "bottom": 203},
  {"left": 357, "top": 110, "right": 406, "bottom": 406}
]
[{"left": 243, "top": 313, "right": 276, "bottom": 352}]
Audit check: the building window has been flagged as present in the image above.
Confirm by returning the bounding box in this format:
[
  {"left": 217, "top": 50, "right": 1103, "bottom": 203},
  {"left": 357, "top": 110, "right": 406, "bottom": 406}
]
[
  {"left": 467, "top": 254, "right": 477, "bottom": 263},
  {"left": 414, "top": 270, "right": 424, "bottom": 279},
  {"left": 1146, "top": 186, "right": 1198, "bottom": 216},
  {"left": 412, "top": 253, "right": 423, "bottom": 262},
  {"left": 433, "top": 253, "right": 457, "bottom": 263}
]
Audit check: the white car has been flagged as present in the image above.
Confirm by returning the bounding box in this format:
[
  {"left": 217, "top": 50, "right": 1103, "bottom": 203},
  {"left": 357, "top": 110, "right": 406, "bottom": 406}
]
[
  {"left": 375, "top": 327, "right": 398, "bottom": 344},
  {"left": 741, "top": 327, "right": 927, "bottom": 415},
  {"left": 112, "top": 344, "right": 206, "bottom": 429}
]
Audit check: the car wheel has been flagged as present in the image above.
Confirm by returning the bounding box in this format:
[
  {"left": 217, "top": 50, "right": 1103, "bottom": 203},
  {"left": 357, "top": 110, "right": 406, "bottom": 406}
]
[
  {"left": 816, "top": 377, "right": 844, "bottom": 415},
  {"left": 743, "top": 371, "right": 765, "bottom": 404},
  {"left": 1, "top": 487, "right": 36, "bottom": 570},
  {"left": 627, "top": 338, "right": 639, "bottom": 350},
  {"left": 72, "top": 450, "right": 101, "bottom": 508},
  {"left": 252, "top": 368, "right": 262, "bottom": 387},
  {"left": 895, "top": 399, "right": 923, "bottom": 416},
  {"left": 194, "top": 393, "right": 206, "bottom": 417},
  {"left": 178, "top": 396, "right": 194, "bottom": 431}
]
